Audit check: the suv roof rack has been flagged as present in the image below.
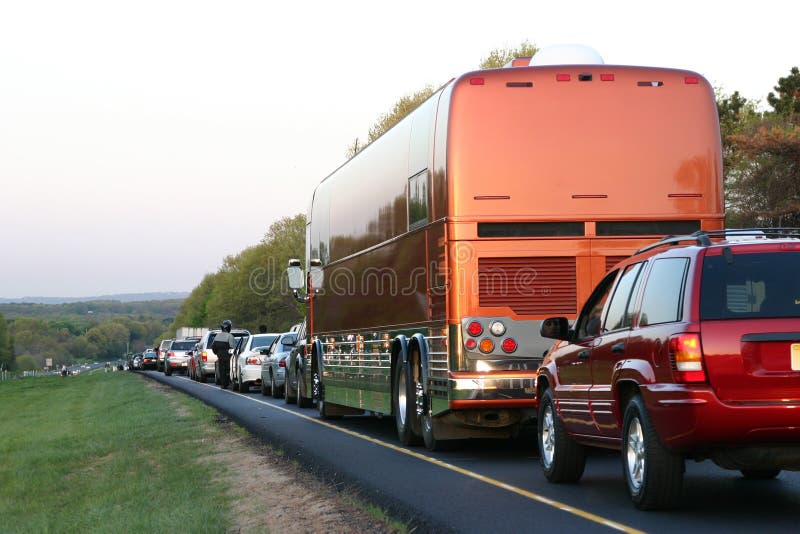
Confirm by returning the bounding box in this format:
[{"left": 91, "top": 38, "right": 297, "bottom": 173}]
[{"left": 634, "top": 228, "right": 800, "bottom": 255}]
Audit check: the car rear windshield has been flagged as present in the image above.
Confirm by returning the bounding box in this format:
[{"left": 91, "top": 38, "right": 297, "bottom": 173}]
[
  {"left": 170, "top": 341, "right": 196, "bottom": 350},
  {"left": 700, "top": 251, "right": 800, "bottom": 319},
  {"left": 251, "top": 335, "right": 278, "bottom": 349}
]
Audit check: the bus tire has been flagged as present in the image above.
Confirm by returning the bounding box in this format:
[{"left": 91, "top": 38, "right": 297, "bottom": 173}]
[{"left": 393, "top": 357, "right": 421, "bottom": 446}]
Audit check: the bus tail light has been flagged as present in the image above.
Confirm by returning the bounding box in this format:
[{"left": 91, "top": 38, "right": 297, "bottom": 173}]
[
  {"left": 501, "top": 338, "right": 518, "bottom": 353},
  {"left": 465, "top": 338, "right": 477, "bottom": 350},
  {"left": 467, "top": 321, "right": 483, "bottom": 336},
  {"left": 669, "top": 333, "right": 706, "bottom": 382},
  {"left": 489, "top": 321, "right": 506, "bottom": 336},
  {"left": 479, "top": 339, "right": 495, "bottom": 354}
]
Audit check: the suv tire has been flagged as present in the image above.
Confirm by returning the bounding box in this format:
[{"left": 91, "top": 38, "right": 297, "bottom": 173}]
[
  {"left": 622, "top": 394, "right": 684, "bottom": 510},
  {"left": 538, "top": 388, "right": 586, "bottom": 483}
]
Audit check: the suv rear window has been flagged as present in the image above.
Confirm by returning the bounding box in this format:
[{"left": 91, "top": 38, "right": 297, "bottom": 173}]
[
  {"left": 701, "top": 251, "right": 800, "bottom": 319},
  {"left": 170, "top": 341, "right": 196, "bottom": 350}
]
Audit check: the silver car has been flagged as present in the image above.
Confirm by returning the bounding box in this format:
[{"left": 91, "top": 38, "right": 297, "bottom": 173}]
[
  {"left": 231, "top": 333, "right": 280, "bottom": 393},
  {"left": 260, "top": 332, "right": 298, "bottom": 398},
  {"left": 164, "top": 338, "right": 200, "bottom": 376}
]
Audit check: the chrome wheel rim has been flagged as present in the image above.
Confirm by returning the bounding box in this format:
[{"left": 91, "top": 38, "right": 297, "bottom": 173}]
[
  {"left": 541, "top": 404, "right": 556, "bottom": 467},
  {"left": 398, "top": 369, "right": 407, "bottom": 426},
  {"left": 626, "top": 416, "right": 645, "bottom": 491}
]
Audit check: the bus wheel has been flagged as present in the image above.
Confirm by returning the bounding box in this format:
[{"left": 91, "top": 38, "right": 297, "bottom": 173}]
[{"left": 393, "top": 357, "right": 421, "bottom": 446}]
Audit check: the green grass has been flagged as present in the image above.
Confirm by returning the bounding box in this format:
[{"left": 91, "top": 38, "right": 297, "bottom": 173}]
[{"left": 0, "top": 372, "right": 231, "bottom": 533}]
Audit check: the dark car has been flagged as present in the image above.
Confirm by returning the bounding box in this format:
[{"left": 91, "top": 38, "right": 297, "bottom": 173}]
[
  {"left": 536, "top": 229, "right": 800, "bottom": 510},
  {"left": 141, "top": 350, "right": 158, "bottom": 370}
]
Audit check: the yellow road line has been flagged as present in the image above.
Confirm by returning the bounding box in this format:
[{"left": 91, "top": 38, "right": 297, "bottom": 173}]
[{"left": 176, "top": 375, "right": 644, "bottom": 533}]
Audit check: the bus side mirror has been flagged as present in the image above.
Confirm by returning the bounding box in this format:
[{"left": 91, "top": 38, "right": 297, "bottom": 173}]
[{"left": 287, "top": 259, "right": 304, "bottom": 290}]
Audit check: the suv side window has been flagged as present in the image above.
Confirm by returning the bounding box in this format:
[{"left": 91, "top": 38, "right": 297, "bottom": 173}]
[
  {"left": 576, "top": 271, "right": 617, "bottom": 340},
  {"left": 639, "top": 258, "right": 689, "bottom": 326},
  {"left": 603, "top": 262, "right": 645, "bottom": 332}
]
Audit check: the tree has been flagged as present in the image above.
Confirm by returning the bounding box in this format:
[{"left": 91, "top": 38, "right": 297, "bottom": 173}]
[
  {"left": 479, "top": 40, "right": 539, "bottom": 69},
  {"left": 345, "top": 41, "right": 540, "bottom": 159},
  {"left": 164, "top": 214, "right": 307, "bottom": 338},
  {"left": 0, "top": 313, "right": 13, "bottom": 371},
  {"left": 346, "top": 86, "right": 434, "bottom": 159},
  {"left": 767, "top": 66, "right": 800, "bottom": 117}
]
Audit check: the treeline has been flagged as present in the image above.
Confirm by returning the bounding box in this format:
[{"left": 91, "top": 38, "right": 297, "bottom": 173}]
[
  {"left": 0, "top": 299, "right": 183, "bottom": 321},
  {"left": 0, "top": 311, "right": 172, "bottom": 372},
  {"left": 156, "top": 214, "right": 306, "bottom": 342},
  {"left": 717, "top": 67, "right": 800, "bottom": 226}
]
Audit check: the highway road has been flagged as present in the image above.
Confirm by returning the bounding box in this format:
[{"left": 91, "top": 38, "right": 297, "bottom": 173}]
[{"left": 143, "top": 370, "right": 800, "bottom": 533}]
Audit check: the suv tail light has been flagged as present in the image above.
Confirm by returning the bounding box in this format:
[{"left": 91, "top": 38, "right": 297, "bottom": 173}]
[
  {"left": 201, "top": 351, "right": 208, "bottom": 362},
  {"left": 669, "top": 333, "right": 706, "bottom": 382}
]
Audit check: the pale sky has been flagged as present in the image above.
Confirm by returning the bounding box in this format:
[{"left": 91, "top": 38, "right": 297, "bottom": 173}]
[{"left": 1, "top": 0, "right": 796, "bottom": 298}]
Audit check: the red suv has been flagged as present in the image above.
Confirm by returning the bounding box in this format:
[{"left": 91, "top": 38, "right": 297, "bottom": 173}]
[{"left": 536, "top": 229, "right": 800, "bottom": 509}]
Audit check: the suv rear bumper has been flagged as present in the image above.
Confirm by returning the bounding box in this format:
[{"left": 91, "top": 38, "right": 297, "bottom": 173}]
[{"left": 643, "top": 384, "right": 800, "bottom": 458}]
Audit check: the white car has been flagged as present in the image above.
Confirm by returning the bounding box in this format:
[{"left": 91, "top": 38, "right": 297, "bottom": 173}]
[{"left": 230, "top": 333, "right": 280, "bottom": 392}]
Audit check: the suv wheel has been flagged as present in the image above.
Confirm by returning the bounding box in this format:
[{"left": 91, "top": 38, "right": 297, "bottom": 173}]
[
  {"left": 538, "top": 388, "right": 585, "bottom": 482},
  {"left": 622, "top": 394, "right": 684, "bottom": 510}
]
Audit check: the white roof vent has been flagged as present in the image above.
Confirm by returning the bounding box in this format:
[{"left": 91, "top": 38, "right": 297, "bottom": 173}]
[{"left": 529, "top": 44, "right": 604, "bottom": 66}]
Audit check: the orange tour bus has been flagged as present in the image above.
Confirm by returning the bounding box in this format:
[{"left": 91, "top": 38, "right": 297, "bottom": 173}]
[{"left": 286, "top": 46, "right": 724, "bottom": 450}]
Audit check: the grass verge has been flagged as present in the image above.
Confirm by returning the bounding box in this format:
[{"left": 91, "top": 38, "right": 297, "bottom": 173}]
[{"left": 0, "top": 371, "right": 230, "bottom": 532}]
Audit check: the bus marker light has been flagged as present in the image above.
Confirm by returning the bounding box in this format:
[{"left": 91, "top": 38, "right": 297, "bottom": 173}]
[
  {"left": 684, "top": 76, "right": 699, "bottom": 84},
  {"left": 470, "top": 77, "right": 485, "bottom": 86},
  {"left": 479, "top": 338, "right": 495, "bottom": 353},
  {"left": 502, "top": 338, "right": 518, "bottom": 353},
  {"left": 465, "top": 338, "right": 477, "bottom": 350},
  {"left": 556, "top": 73, "right": 570, "bottom": 82},
  {"left": 489, "top": 321, "right": 506, "bottom": 336},
  {"left": 600, "top": 73, "right": 615, "bottom": 81},
  {"left": 467, "top": 321, "right": 483, "bottom": 336}
]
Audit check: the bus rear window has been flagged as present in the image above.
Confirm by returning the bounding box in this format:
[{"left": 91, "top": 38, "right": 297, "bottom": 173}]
[
  {"left": 478, "top": 222, "right": 584, "bottom": 237},
  {"left": 596, "top": 220, "right": 700, "bottom": 236}
]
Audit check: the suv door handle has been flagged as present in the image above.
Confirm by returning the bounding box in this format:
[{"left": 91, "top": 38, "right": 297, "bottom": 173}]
[
  {"left": 611, "top": 342, "right": 626, "bottom": 354},
  {"left": 578, "top": 349, "right": 590, "bottom": 359}
]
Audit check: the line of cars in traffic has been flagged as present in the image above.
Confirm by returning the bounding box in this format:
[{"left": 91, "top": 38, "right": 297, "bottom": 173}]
[{"left": 146, "top": 326, "right": 302, "bottom": 400}]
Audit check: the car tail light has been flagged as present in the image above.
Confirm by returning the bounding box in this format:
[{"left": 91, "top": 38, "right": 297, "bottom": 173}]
[
  {"left": 467, "top": 321, "right": 483, "bottom": 336},
  {"left": 201, "top": 351, "right": 208, "bottom": 362},
  {"left": 279, "top": 359, "right": 286, "bottom": 367},
  {"left": 501, "top": 338, "right": 518, "bottom": 353},
  {"left": 246, "top": 357, "right": 260, "bottom": 366},
  {"left": 168, "top": 351, "right": 174, "bottom": 357},
  {"left": 669, "top": 333, "right": 706, "bottom": 382}
]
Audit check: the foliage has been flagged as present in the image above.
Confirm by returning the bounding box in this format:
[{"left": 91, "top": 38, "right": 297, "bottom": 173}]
[
  {"left": 161, "top": 214, "right": 306, "bottom": 341},
  {"left": 479, "top": 40, "right": 539, "bottom": 69},
  {"left": 346, "top": 86, "right": 435, "bottom": 159},
  {"left": 767, "top": 66, "right": 800, "bottom": 117},
  {"left": 0, "top": 313, "right": 12, "bottom": 371},
  {"left": 727, "top": 120, "right": 800, "bottom": 226}
]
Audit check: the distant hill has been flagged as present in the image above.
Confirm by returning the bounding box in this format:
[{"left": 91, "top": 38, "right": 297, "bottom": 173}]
[{"left": 0, "top": 292, "right": 189, "bottom": 304}]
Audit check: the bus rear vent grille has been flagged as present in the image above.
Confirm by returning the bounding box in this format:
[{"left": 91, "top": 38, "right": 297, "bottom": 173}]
[
  {"left": 478, "top": 257, "right": 577, "bottom": 315},
  {"left": 606, "top": 256, "right": 627, "bottom": 272}
]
